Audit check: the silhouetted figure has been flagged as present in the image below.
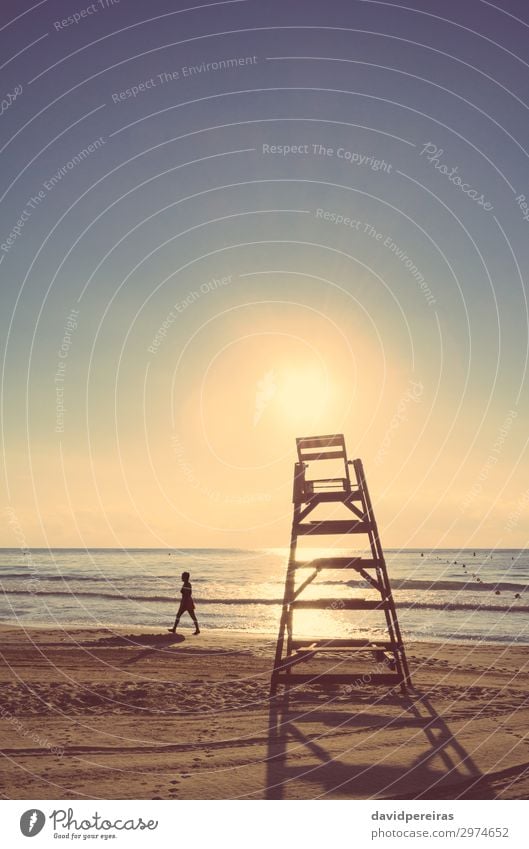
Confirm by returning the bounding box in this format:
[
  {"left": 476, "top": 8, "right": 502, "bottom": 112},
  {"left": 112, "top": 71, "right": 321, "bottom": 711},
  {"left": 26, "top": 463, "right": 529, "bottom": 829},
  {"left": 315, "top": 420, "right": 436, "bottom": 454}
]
[{"left": 169, "top": 571, "right": 200, "bottom": 634}]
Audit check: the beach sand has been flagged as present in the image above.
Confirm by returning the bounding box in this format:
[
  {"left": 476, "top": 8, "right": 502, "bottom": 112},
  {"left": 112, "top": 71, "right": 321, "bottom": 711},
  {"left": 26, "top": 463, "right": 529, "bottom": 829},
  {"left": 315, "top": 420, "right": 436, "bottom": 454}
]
[{"left": 0, "top": 624, "right": 528, "bottom": 800}]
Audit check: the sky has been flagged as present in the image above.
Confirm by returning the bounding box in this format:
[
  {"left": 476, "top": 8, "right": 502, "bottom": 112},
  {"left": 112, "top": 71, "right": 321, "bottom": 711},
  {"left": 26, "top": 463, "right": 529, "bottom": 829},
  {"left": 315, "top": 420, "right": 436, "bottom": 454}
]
[{"left": 1, "top": 0, "right": 529, "bottom": 549}]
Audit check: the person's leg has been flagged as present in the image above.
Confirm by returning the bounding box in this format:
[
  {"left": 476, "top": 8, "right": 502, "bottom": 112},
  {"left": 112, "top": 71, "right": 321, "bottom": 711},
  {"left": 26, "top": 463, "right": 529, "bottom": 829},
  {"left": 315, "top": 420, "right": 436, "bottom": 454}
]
[
  {"left": 190, "top": 610, "right": 200, "bottom": 634},
  {"left": 168, "top": 607, "right": 184, "bottom": 632}
]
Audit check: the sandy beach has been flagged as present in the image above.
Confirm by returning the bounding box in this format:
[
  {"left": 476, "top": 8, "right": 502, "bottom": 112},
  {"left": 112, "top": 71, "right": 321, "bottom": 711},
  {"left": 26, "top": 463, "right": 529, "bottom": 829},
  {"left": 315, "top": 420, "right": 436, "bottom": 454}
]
[{"left": 0, "top": 624, "right": 528, "bottom": 800}]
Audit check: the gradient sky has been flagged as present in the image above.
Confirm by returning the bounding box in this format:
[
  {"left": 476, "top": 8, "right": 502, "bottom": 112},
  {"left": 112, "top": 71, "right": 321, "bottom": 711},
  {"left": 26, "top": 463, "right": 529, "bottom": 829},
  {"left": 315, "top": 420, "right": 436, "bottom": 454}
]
[{"left": 1, "top": 0, "right": 529, "bottom": 548}]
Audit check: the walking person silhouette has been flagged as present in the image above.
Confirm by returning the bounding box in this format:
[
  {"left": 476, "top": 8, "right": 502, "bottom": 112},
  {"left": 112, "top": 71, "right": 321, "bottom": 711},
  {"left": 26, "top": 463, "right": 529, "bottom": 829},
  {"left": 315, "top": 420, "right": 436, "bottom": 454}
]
[{"left": 169, "top": 571, "right": 200, "bottom": 634}]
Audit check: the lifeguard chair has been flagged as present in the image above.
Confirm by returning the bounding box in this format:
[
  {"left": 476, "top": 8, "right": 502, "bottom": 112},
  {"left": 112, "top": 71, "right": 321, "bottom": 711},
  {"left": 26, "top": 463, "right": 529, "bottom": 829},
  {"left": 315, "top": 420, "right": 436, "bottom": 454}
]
[
  {"left": 270, "top": 434, "right": 411, "bottom": 695},
  {"left": 293, "top": 433, "right": 352, "bottom": 502}
]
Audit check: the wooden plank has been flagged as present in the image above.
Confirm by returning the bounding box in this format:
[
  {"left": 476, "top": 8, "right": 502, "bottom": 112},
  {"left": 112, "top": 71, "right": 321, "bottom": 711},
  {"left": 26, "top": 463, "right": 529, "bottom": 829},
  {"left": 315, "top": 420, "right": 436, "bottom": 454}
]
[
  {"left": 292, "top": 648, "right": 394, "bottom": 658},
  {"left": 275, "top": 673, "right": 402, "bottom": 686},
  {"left": 295, "top": 520, "right": 372, "bottom": 535},
  {"left": 299, "top": 450, "right": 346, "bottom": 460},
  {"left": 294, "top": 557, "right": 380, "bottom": 569},
  {"left": 291, "top": 639, "right": 398, "bottom": 649},
  {"left": 309, "top": 490, "right": 363, "bottom": 502},
  {"left": 345, "top": 501, "right": 365, "bottom": 520},
  {"left": 297, "top": 435, "right": 345, "bottom": 450},
  {"left": 309, "top": 477, "right": 347, "bottom": 485},
  {"left": 290, "top": 598, "right": 389, "bottom": 610},
  {"left": 292, "top": 569, "right": 319, "bottom": 600},
  {"left": 297, "top": 491, "right": 362, "bottom": 504},
  {"left": 296, "top": 501, "right": 318, "bottom": 522}
]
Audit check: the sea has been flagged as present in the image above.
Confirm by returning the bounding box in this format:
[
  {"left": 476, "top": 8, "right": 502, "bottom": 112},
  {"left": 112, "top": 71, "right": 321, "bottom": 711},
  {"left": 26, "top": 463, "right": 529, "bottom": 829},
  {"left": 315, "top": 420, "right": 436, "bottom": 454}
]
[{"left": 0, "top": 548, "right": 528, "bottom": 645}]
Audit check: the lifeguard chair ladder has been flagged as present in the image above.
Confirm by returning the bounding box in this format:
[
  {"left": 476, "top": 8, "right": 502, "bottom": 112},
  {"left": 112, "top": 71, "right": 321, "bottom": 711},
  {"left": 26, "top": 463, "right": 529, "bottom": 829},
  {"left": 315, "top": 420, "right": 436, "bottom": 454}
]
[{"left": 270, "top": 434, "right": 411, "bottom": 695}]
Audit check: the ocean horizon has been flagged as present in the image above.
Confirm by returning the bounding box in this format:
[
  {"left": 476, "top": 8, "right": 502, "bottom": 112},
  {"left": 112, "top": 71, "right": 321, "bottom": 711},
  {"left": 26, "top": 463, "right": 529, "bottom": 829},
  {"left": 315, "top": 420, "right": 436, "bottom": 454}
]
[{"left": 1, "top": 547, "right": 528, "bottom": 645}]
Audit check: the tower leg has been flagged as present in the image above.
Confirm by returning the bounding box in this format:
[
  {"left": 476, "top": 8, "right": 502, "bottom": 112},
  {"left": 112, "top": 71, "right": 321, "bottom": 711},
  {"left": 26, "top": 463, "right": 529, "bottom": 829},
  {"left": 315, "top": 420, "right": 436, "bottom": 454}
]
[
  {"left": 271, "top": 498, "right": 300, "bottom": 697},
  {"left": 354, "top": 458, "right": 411, "bottom": 692}
]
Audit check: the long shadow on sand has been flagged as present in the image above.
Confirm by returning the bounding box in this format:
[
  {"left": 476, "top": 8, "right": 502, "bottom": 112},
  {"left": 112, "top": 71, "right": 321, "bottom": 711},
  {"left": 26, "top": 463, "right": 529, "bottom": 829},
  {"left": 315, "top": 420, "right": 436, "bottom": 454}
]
[
  {"left": 77, "top": 634, "right": 186, "bottom": 647},
  {"left": 78, "top": 633, "right": 253, "bottom": 666},
  {"left": 266, "top": 686, "right": 488, "bottom": 799},
  {"left": 76, "top": 633, "right": 186, "bottom": 666},
  {"left": 79, "top": 634, "right": 251, "bottom": 654}
]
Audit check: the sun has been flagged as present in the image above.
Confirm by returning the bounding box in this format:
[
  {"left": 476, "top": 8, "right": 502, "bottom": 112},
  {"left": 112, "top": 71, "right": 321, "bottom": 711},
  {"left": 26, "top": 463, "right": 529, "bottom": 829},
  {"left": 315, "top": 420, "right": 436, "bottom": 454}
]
[{"left": 275, "top": 365, "right": 332, "bottom": 427}]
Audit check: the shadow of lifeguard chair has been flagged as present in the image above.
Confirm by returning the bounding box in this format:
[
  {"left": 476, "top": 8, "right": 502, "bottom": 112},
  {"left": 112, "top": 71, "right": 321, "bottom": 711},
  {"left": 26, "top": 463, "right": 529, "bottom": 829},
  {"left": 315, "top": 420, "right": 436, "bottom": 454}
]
[{"left": 270, "top": 434, "right": 411, "bottom": 695}]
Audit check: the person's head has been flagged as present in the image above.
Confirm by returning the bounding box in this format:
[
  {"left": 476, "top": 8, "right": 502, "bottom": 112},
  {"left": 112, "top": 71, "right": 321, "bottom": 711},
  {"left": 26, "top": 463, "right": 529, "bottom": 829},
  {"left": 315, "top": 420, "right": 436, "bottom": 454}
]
[{"left": 182, "top": 571, "right": 190, "bottom": 582}]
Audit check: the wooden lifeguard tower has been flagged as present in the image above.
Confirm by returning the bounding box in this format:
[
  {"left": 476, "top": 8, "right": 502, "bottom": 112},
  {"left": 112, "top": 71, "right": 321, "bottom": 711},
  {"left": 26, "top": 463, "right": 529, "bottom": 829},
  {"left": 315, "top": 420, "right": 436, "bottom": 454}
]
[{"left": 270, "top": 434, "right": 411, "bottom": 695}]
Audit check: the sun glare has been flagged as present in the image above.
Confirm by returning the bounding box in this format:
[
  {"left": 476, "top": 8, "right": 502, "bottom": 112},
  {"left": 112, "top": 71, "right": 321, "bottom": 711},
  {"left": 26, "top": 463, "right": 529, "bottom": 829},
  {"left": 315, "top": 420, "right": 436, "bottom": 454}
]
[{"left": 276, "top": 365, "right": 332, "bottom": 426}]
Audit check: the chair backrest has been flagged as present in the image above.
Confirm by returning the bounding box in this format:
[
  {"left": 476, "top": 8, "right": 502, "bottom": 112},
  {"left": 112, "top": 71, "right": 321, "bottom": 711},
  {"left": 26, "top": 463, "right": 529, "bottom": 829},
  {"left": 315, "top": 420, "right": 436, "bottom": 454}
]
[
  {"left": 292, "top": 435, "right": 354, "bottom": 502},
  {"left": 296, "top": 434, "right": 351, "bottom": 491},
  {"left": 296, "top": 434, "right": 347, "bottom": 464}
]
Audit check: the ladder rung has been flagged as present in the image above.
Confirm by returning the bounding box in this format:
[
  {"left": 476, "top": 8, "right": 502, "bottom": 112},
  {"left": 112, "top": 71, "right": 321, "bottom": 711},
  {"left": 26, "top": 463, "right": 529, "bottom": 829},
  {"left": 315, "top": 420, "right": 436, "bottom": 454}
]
[
  {"left": 294, "top": 557, "right": 380, "bottom": 569},
  {"left": 291, "top": 639, "right": 398, "bottom": 650},
  {"left": 293, "top": 647, "right": 393, "bottom": 655},
  {"left": 275, "top": 673, "right": 402, "bottom": 686},
  {"left": 300, "top": 491, "right": 363, "bottom": 504},
  {"left": 297, "top": 435, "right": 345, "bottom": 450},
  {"left": 296, "top": 520, "right": 372, "bottom": 535},
  {"left": 290, "top": 599, "right": 389, "bottom": 610}
]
